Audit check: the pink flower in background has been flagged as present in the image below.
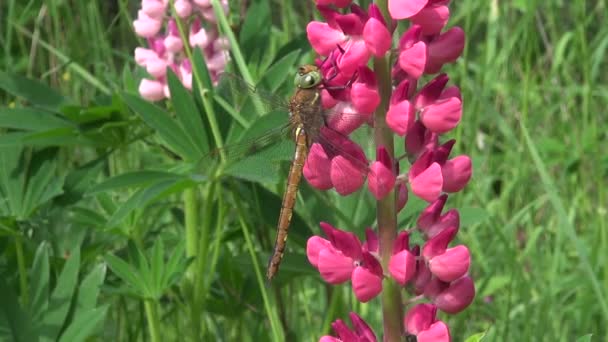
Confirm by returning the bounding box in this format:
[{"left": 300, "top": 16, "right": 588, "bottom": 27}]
[{"left": 133, "top": 0, "right": 229, "bottom": 101}]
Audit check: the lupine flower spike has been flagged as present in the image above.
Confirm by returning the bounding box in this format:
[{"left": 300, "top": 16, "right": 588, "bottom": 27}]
[{"left": 304, "top": 1, "right": 475, "bottom": 341}]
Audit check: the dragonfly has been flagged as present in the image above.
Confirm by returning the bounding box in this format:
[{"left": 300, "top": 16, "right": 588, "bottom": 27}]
[{"left": 210, "top": 64, "right": 373, "bottom": 281}]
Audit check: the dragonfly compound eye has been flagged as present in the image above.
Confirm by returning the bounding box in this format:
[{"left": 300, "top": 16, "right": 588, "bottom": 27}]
[{"left": 296, "top": 71, "right": 322, "bottom": 89}]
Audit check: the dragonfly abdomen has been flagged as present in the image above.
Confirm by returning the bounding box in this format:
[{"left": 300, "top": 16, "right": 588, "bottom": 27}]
[{"left": 266, "top": 127, "right": 308, "bottom": 281}]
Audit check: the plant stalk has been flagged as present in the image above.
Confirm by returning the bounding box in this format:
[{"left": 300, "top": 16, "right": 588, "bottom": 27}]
[
  {"left": 15, "top": 236, "right": 29, "bottom": 306},
  {"left": 373, "top": 51, "right": 403, "bottom": 341},
  {"left": 143, "top": 299, "right": 162, "bottom": 342}
]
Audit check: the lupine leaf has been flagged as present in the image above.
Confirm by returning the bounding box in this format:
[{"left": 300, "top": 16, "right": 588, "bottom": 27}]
[
  {"left": 260, "top": 50, "right": 301, "bottom": 93},
  {"left": 29, "top": 243, "right": 50, "bottom": 322},
  {"left": 87, "top": 170, "right": 183, "bottom": 195},
  {"left": 40, "top": 248, "right": 81, "bottom": 341},
  {"left": 166, "top": 69, "right": 209, "bottom": 156},
  {"left": 0, "top": 71, "right": 72, "bottom": 112},
  {"left": 57, "top": 306, "right": 108, "bottom": 342},
  {"left": 121, "top": 92, "right": 200, "bottom": 160},
  {"left": 0, "top": 107, "right": 74, "bottom": 131}
]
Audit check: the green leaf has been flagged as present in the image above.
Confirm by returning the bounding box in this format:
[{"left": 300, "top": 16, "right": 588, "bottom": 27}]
[
  {"left": 150, "top": 239, "right": 165, "bottom": 296},
  {"left": 166, "top": 69, "right": 209, "bottom": 155},
  {"left": 260, "top": 50, "right": 301, "bottom": 93},
  {"left": 87, "top": 170, "right": 183, "bottom": 195},
  {"left": 0, "top": 71, "right": 72, "bottom": 112},
  {"left": 104, "top": 254, "right": 148, "bottom": 297},
  {"left": 21, "top": 148, "right": 64, "bottom": 218},
  {"left": 575, "top": 334, "right": 593, "bottom": 342},
  {"left": 121, "top": 92, "right": 200, "bottom": 160},
  {"left": 40, "top": 249, "right": 81, "bottom": 341},
  {"left": 238, "top": 0, "right": 270, "bottom": 66},
  {"left": 29, "top": 243, "right": 50, "bottom": 322},
  {"left": 0, "top": 107, "right": 74, "bottom": 131},
  {"left": 0, "top": 278, "right": 37, "bottom": 342},
  {"left": 106, "top": 177, "right": 196, "bottom": 227},
  {"left": 464, "top": 332, "right": 487, "bottom": 342},
  {"left": 191, "top": 48, "right": 213, "bottom": 92},
  {"left": 75, "top": 264, "right": 106, "bottom": 312},
  {"left": 58, "top": 306, "right": 108, "bottom": 342}
]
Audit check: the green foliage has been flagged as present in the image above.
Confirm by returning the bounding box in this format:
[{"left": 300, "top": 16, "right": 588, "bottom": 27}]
[{"left": 0, "top": 243, "right": 107, "bottom": 342}]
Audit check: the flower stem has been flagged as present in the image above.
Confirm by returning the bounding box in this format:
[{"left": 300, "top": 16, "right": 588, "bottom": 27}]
[
  {"left": 143, "top": 299, "right": 162, "bottom": 342},
  {"left": 15, "top": 235, "right": 29, "bottom": 306},
  {"left": 184, "top": 187, "right": 199, "bottom": 280},
  {"left": 373, "top": 52, "right": 403, "bottom": 341}
]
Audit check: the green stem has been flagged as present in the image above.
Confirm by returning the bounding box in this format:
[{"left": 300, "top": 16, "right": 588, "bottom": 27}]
[
  {"left": 373, "top": 52, "right": 403, "bottom": 341},
  {"left": 15, "top": 236, "right": 29, "bottom": 306},
  {"left": 143, "top": 299, "right": 162, "bottom": 342},
  {"left": 184, "top": 187, "right": 199, "bottom": 279}
]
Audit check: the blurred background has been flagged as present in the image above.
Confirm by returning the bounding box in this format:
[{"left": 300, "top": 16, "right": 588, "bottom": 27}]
[{"left": 0, "top": 0, "right": 607, "bottom": 341}]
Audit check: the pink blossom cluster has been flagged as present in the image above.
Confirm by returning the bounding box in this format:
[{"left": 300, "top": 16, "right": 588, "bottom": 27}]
[
  {"left": 303, "top": 0, "right": 474, "bottom": 340},
  {"left": 133, "top": 0, "right": 229, "bottom": 101}
]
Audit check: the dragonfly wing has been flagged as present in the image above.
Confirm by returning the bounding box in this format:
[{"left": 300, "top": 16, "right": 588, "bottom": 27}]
[{"left": 216, "top": 72, "right": 290, "bottom": 117}]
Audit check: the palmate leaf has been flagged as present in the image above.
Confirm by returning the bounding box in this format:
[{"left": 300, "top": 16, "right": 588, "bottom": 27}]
[{"left": 0, "top": 243, "right": 107, "bottom": 341}]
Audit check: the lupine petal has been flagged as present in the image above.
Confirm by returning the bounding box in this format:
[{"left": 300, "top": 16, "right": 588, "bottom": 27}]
[
  {"left": 363, "top": 18, "right": 391, "bottom": 57},
  {"left": 304, "top": 143, "right": 333, "bottom": 190},
  {"left": 307, "top": 236, "right": 332, "bottom": 268},
  {"left": 331, "top": 320, "right": 359, "bottom": 341},
  {"left": 339, "top": 40, "right": 371, "bottom": 76},
  {"left": 388, "top": 249, "right": 416, "bottom": 285},
  {"left": 388, "top": 0, "right": 428, "bottom": 19},
  {"left": 133, "top": 12, "right": 163, "bottom": 38},
  {"left": 442, "top": 155, "right": 472, "bottom": 192},
  {"left": 351, "top": 74, "right": 380, "bottom": 114},
  {"left": 404, "top": 303, "right": 436, "bottom": 335},
  {"left": 141, "top": 0, "right": 166, "bottom": 18},
  {"left": 318, "top": 248, "right": 355, "bottom": 284},
  {"left": 429, "top": 245, "right": 471, "bottom": 282},
  {"left": 307, "top": 22, "right": 346, "bottom": 56},
  {"left": 139, "top": 79, "right": 165, "bottom": 101},
  {"left": 417, "top": 321, "right": 451, "bottom": 342},
  {"left": 349, "top": 312, "right": 377, "bottom": 342},
  {"left": 422, "top": 225, "right": 458, "bottom": 258},
  {"left": 174, "top": 0, "right": 193, "bottom": 17},
  {"left": 417, "top": 194, "right": 447, "bottom": 231},
  {"left": 411, "top": 5, "right": 450, "bottom": 35},
  {"left": 146, "top": 57, "right": 168, "bottom": 78},
  {"left": 363, "top": 228, "right": 379, "bottom": 253},
  {"left": 367, "top": 161, "right": 396, "bottom": 200},
  {"left": 316, "top": 0, "right": 353, "bottom": 8},
  {"left": 326, "top": 102, "right": 369, "bottom": 135},
  {"left": 415, "top": 74, "right": 449, "bottom": 109},
  {"left": 330, "top": 155, "right": 366, "bottom": 195},
  {"left": 433, "top": 276, "right": 475, "bottom": 314},
  {"left": 420, "top": 97, "right": 462, "bottom": 133},
  {"left": 319, "top": 222, "right": 363, "bottom": 260},
  {"left": 352, "top": 267, "right": 383, "bottom": 302},
  {"left": 409, "top": 162, "right": 443, "bottom": 202},
  {"left": 386, "top": 98, "right": 414, "bottom": 136},
  {"left": 398, "top": 41, "right": 427, "bottom": 79},
  {"left": 425, "top": 27, "right": 465, "bottom": 73}
]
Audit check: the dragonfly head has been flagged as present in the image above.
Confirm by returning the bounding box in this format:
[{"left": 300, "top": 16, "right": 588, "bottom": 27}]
[{"left": 294, "top": 65, "right": 322, "bottom": 89}]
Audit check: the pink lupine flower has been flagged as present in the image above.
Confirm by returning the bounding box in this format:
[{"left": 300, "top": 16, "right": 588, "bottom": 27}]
[
  {"left": 425, "top": 27, "right": 466, "bottom": 74},
  {"left": 417, "top": 194, "right": 460, "bottom": 238},
  {"left": 405, "top": 120, "right": 439, "bottom": 159},
  {"left": 388, "top": 0, "right": 429, "bottom": 20},
  {"left": 303, "top": 128, "right": 368, "bottom": 195},
  {"left": 404, "top": 304, "right": 451, "bottom": 342},
  {"left": 421, "top": 226, "right": 470, "bottom": 282},
  {"left": 388, "top": 231, "right": 417, "bottom": 285},
  {"left": 396, "top": 183, "right": 409, "bottom": 212},
  {"left": 307, "top": 4, "right": 390, "bottom": 76},
  {"left": 408, "top": 151, "right": 443, "bottom": 202},
  {"left": 397, "top": 25, "right": 427, "bottom": 79},
  {"left": 386, "top": 79, "right": 415, "bottom": 136},
  {"left": 422, "top": 275, "right": 475, "bottom": 314},
  {"left": 414, "top": 74, "right": 462, "bottom": 134},
  {"left": 320, "top": 312, "right": 377, "bottom": 342},
  {"left": 133, "top": 0, "right": 229, "bottom": 101},
  {"left": 306, "top": 223, "right": 383, "bottom": 302},
  {"left": 367, "top": 146, "right": 396, "bottom": 200},
  {"left": 410, "top": 4, "right": 450, "bottom": 35}
]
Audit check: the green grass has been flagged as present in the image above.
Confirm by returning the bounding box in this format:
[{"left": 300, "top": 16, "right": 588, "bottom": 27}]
[{"left": 1, "top": 0, "right": 607, "bottom": 341}]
